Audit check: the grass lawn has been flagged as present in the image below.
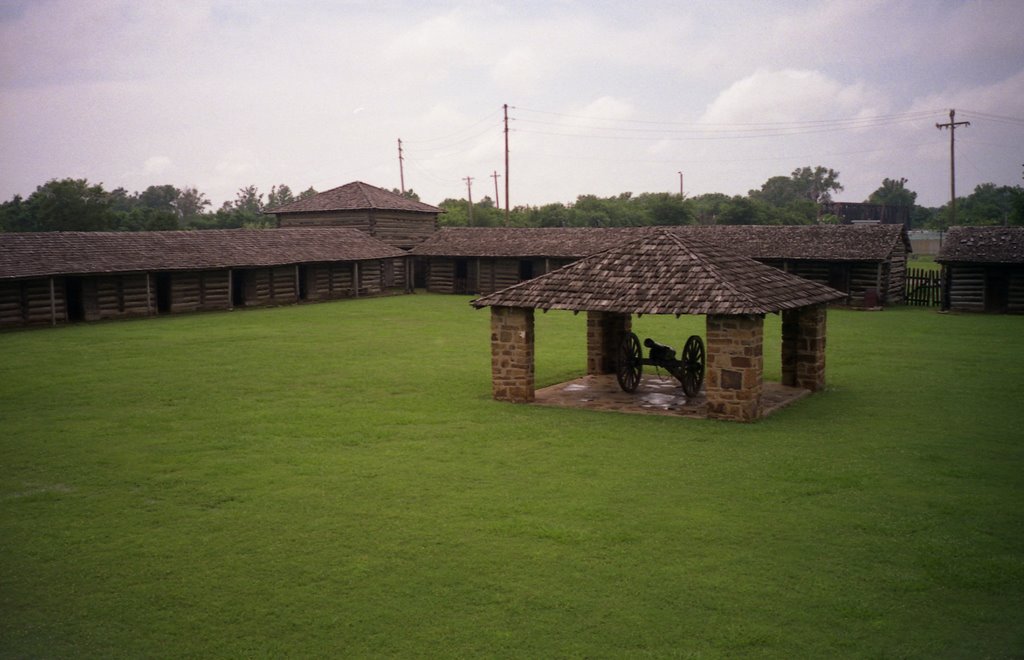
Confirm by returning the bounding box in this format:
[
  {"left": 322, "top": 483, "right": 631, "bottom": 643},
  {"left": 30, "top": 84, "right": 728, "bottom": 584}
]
[{"left": 2, "top": 295, "right": 1023, "bottom": 657}]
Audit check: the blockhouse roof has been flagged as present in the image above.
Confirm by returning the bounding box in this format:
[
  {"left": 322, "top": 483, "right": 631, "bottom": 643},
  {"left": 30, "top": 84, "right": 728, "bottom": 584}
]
[
  {"left": 412, "top": 224, "right": 909, "bottom": 261},
  {"left": 470, "top": 228, "right": 846, "bottom": 315},
  {"left": 935, "top": 226, "right": 1024, "bottom": 264},
  {"left": 0, "top": 228, "right": 407, "bottom": 280},
  {"left": 267, "top": 181, "right": 441, "bottom": 215}
]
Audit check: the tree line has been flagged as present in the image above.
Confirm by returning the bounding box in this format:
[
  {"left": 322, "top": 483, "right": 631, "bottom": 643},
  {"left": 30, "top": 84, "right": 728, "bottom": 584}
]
[
  {"left": 2, "top": 166, "right": 1022, "bottom": 233},
  {"left": 0, "top": 180, "right": 318, "bottom": 232}
]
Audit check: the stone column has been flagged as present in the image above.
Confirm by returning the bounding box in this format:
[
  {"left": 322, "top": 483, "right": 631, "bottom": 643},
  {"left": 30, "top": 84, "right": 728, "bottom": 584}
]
[
  {"left": 705, "top": 314, "right": 764, "bottom": 422},
  {"left": 781, "top": 304, "right": 827, "bottom": 391},
  {"left": 490, "top": 306, "right": 535, "bottom": 402},
  {"left": 586, "top": 311, "right": 631, "bottom": 375}
]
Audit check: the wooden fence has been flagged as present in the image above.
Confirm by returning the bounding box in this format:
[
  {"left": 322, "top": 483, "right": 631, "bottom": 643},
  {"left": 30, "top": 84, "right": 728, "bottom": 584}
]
[{"left": 904, "top": 267, "right": 942, "bottom": 307}]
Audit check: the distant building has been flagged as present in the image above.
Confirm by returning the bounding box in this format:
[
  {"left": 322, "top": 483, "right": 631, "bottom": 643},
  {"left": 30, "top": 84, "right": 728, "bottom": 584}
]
[
  {"left": 821, "top": 202, "right": 910, "bottom": 228},
  {"left": 269, "top": 181, "right": 442, "bottom": 250}
]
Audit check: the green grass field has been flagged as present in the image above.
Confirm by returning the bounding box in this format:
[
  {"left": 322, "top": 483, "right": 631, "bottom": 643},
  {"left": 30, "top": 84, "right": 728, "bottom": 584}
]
[{"left": 2, "top": 295, "right": 1023, "bottom": 657}]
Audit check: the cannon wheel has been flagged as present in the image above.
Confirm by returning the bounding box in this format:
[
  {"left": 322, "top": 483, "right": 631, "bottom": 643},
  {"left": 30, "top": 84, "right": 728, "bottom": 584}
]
[
  {"left": 680, "top": 335, "right": 705, "bottom": 398},
  {"left": 616, "top": 332, "right": 643, "bottom": 393}
]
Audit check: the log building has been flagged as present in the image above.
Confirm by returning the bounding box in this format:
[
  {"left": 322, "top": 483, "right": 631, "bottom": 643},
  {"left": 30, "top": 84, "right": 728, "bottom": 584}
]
[
  {"left": 937, "top": 226, "right": 1024, "bottom": 313},
  {"left": 0, "top": 228, "right": 410, "bottom": 329},
  {"left": 269, "top": 181, "right": 442, "bottom": 250},
  {"left": 412, "top": 225, "right": 909, "bottom": 307}
]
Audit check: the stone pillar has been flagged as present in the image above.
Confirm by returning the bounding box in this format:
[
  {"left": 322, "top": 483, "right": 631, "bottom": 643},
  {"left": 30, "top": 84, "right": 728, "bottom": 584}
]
[
  {"left": 490, "top": 306, "right": 535, "bottom": 402},
  {"left": 586, "top": 311, "right": 631, "bottom": 375},
  {"left": 705, "top": 314, "right": 764, "bottom": 422},
  {"left": 781, "top": 304, "right": 827, "bottom": 391}
]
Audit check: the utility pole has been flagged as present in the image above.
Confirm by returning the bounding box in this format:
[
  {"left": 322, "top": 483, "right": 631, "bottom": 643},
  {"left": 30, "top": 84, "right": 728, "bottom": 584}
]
[
  {"left": 503, "top": 103, "right": 510, "bottom": 225},
  {"left": 397, "top": 138, "right": 405, "bottom": 194},
  {"left": 678, "top": 171, "right": 684, "bottom": 197},
  {"left": 463, "top": 176, "right": 474, "bottom": 226},
  {"left": 935, "top": 109, "right": 970, "bottom": 226},
  {"left": 491, "top": 171, "right": 501, "bottom": 208}
]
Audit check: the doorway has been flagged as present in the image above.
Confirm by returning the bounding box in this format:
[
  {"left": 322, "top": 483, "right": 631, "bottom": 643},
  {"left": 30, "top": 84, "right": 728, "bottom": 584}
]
[
  {"left": 64, "top": 277, "right": 85, "bottom": 322},
  {"left": 155, "top": 273, "right": 172, "bottom": 313},
  {"left": 231, "top": 270, "right": 247, "bottom": 307}
]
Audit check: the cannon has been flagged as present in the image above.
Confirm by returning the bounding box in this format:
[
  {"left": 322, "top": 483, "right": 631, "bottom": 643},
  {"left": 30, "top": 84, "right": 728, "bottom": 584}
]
[{"left": 615, "top": 332, "right": 705, "bottom": 398}]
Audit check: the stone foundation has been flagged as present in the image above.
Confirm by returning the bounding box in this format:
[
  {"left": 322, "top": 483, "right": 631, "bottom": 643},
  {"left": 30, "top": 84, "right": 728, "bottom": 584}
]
[
  {"left": 781, "top": 304, "right": 827, "bottom": 391},
  {"left": 490, "top": 306, "right": 535, "bottom": 402},
  {"left": 586, "top": 311, "right": 631, "bottom": 375},
  {"left": 705, "top": 314, "right": 764, "bottom": 422}
]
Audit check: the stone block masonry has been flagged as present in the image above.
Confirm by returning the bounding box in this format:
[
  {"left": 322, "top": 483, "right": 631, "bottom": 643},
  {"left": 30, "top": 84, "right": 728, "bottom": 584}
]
[
  {"left": 586, "top": 311, "right": 631, "bottom": 375},
  {"left": 705, "top": 314, "right": 764, "bottom": 422},
  {"left": 781, "top": 304, "right": 827, "bottom": 391},
  {"left": 490, "top": 306, "right": 535, "bottom": 402}
]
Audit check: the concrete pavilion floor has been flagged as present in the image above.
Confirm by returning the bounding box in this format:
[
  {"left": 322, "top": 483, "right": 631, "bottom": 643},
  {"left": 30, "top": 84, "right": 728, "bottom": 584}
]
[{"left": 533, "top": 373, "right": 812, "bottom": 420}]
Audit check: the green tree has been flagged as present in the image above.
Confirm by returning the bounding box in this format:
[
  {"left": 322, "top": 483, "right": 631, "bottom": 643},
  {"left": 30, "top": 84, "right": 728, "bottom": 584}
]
[
  {"left": 137, "top": 184, "right": 180, "bottom": 212},
  {"left": 23, "top": 178, "right": 116, "bottom": 231},
  {"left": 866, "top": 177, "right": 917, "bottom": 208},
  {"left": 173, "top": 187, "right": 211, "bottom": 227},
  {"left": 266, "top": 184, "right": 295, "bottom": 210},
  {"left": 297, "top": 186, "right": 318, "bottom": 201},
  {"left": 791, "top": 166, "right": 843, "bottom": 204},
  {"left": 0, "top": 194, "right": 31, "bottom": 232}
]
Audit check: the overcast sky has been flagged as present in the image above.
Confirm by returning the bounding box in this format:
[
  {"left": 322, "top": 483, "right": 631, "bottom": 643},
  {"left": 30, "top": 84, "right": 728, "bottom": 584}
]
[{"left": 2, "top": 0, "right": 1023, "bottom": 210}]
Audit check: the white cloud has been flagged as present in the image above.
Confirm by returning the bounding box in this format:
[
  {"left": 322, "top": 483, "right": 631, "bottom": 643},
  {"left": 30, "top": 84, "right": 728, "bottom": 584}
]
[
  {"left": 699, "top": 69, "right": 872, "bottom": 125},
  {"left": 143, "top": 156, "right": 172, "bottom": 175}
]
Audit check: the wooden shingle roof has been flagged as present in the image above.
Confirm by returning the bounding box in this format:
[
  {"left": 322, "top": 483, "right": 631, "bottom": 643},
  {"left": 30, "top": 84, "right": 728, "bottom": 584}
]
[
  {"left": 267, "top": 181, "right": 441, "bottom": 215},
  {"left": 470, "top": 228, "right": 846, "bottom": 315},
  {"left": 0, "top": 228, "right": 407, "bottom": 280},
  {"left": 412, "top": 224, "right": 909, "bottom": 261},
  {"left": 935, "top": 226, "right": 1024, "bottom": 264},
  {"left": 673, "top": 224, "right": 910, "bottom": 261},
  {"left": 411, "top": 226, "right": 651, "bottom": 258}
]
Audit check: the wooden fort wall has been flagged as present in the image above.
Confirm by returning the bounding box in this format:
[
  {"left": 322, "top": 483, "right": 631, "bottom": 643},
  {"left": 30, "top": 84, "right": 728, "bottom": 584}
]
[{"left": 1, "top": 257, "right": 411, "bottom": 330}]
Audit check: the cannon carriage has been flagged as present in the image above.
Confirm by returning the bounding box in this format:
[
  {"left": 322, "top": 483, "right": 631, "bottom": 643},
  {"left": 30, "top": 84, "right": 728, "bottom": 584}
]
[{"left": 616, "top": 332, "right": 706, "bottom": 398}]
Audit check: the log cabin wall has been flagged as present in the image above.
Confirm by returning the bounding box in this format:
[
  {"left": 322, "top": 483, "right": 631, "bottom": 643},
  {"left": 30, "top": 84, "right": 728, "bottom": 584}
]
[
  {"left": 946, "top": 264, "right": 1024, "bottom": 313},
  {"left": 946, "top": 264, "right": 986, "bottom": 312},
  {"left": 277, "top": 210, "right": 438, "bottom": 249},
  {"left": 1009, "top": 269, "right": 1024, "bottom": 313},
  {"left": 886, "top": 243, "right": 907, "bottom": 304},
  {"left": 277, "top": 210, "right": 372, "bottom": 233},
  {"left": 370, "top": 212, "right": 439, "bottom": 249},
  {"left": 91, "top": 273, "right": 153, "bottom": 320},
  {"left": 427, "top": 258, "right": 456, "bottom": 294},
  {"left": 162, "top": 271, "right": 231, "bottom": 314},
  {"left": 0, "top": 278, "right": 67, "bottom": 328}
]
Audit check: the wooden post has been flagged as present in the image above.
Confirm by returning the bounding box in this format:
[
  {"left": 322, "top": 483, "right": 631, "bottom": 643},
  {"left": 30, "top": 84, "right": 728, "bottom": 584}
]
[
  {"left": 353, "top": 262, "right": 360, "bottom": 297},
  {"left": 146, "top": 273, "right": 153, "bottom": 315},
  {"left": 476, "top": 258, "right": 482, "bottom": 293},
  {"left": 295, "top": 265, "right": 300, "bottom": 301},
  {"left": 49, "top": 277, "right": 56, "bottom": 326}
]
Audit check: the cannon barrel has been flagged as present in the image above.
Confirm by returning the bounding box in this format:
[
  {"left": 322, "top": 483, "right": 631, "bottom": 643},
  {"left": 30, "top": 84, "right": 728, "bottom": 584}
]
[{"left": 643, "top": 337, "right": 676, "bottom": 362}]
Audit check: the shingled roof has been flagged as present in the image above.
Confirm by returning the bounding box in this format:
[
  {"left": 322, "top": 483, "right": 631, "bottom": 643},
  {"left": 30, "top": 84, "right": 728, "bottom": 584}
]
[
  {"left": 935, "top": 226, "right": 1024, "bottom": 264},
  {"left": 267, "top": 181, "right": 441, "bottom": 215},
  {"left": 412, "top": 224, "right": 909, "bottom": 261},
  {"left": 673, "top": 224, "right": 910, "bottom": 261},
  {"left": 470, "top": 228, "right": 846, "bottom": 315},
  {"left": 411, "top": 226, "right": 651, "bottom": 258},
  {"left": 0, "top": 228, "right": 407, "bottom": 280}
]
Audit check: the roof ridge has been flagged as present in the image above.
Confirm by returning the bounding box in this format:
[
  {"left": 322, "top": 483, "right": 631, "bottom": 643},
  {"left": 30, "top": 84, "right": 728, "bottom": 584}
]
[{"left": 660, "top": 229, "right": 764, "bottom": 309}]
